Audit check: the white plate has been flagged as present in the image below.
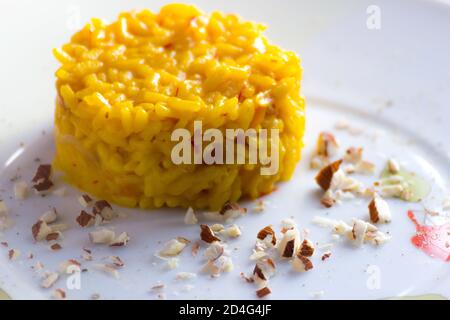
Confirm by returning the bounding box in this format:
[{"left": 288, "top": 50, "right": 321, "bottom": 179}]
[{"left": 0, "top": 0, "right": 449, "bottom": 300}]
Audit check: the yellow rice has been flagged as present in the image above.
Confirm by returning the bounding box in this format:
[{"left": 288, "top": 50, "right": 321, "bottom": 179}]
[{"left": 53, "top": 3, "right": 305, "bottom": 210}]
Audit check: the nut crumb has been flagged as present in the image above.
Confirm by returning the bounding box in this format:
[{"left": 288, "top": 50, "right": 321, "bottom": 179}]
[
  {"left": 257, "top": 225, "right": 277, "bottom": 246},
  {"left": 110, "top": 256, "right": 124, "bottom": 267},
  {"left": 8, "top": 249, "right": 20, "bottom": 260},
  {"left": 50, "top": 243, "right": 62, "bottom": 251},
  {"left": 292, "top": 254, "right": 313, "bottom": 272},
  {"left": 387, "top": 158, "right": 400, "bottom": 174},
  {"left": 89, "top": 228, "right": 116, "bottom": 245},
  {"left": 41, "top": 272, "right": 59, "bottom": 288},
  {"left": 298, "top": 239, "right": 315, "bottom": 257},
  {"left": 256, "top": 286, "right": 271, "bottom": 298},
  {"left": 78, "top": 194, "right": 93, "bottom": 208},
  {"left": 184, "top": 207, "right": 198, "bottom": 225},
  {"left": 52, "top": 288, "right": 66, "bottom": 300},
  {"left": 158, "top": 238, "right": 188, "bottom": 257},
  {"left": 110, "top": 232, "right": 130, "bottom": 247},
  {"left": 76, "top": 210, "right": 95, "bottom": 227},
  {"left": 39, "top": 208, "right": 58, "bottom": 224},
  {"left": 14, "top": 181, "right": 28, "bottom": 200},
  {"left": 315, "top": 159, "right": 343, "bottom": 191},
  {"left": 368, "top": 194, "right": 392, "bottom": 223},
  {"left": 200, "top": 224, "right": 221, "bottom": 243},
  {"left": 321, "top": 251, "right": 332, "bottom": 261},
  {"left": 94, "top": 264, "right": 119, "bottom": 279}
]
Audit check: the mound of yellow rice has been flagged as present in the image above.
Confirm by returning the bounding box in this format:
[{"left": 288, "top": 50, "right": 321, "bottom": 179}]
[{"left": 53, "top": 3, "right": 305, "bottom": 210}]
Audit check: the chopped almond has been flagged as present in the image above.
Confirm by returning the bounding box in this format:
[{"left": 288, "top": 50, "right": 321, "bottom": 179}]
[
  {"left": 93, "top": 200, "right": 115, "bottom": 220},
  {"left": 33, "top": 261, "right": 44, "bottom": 271},
  {"left": 256, "top": 286, "right": 271, "bottom": 298},
  {"left": 50, "top": 243, "right": 62, "bottom": 251},
  {"left": 315, "top": 159, "right": 343, "bottom": 191},
  {"left": 211, "top": 224, "right": 225, "bottom": 232},
  {"left": 176, "top": 236, "right": 190, "bottom": 244},
  {"left": 78, "top": 194, "right": 93, "bottom": 208},
  {"left": 249, "top": 250, "right": 267, "bottom": 261},
  {"left": 329, "top": 170, "right": 362, "bottom": 193},
  {"left": 355, "top": 161, "right": 376, "bottom": 175},
  {"left": 204, "top": 242, "right": 225, "bottom": 261},
  {"left": 52, "top": 288, "right": 66, "bottom": 300},
  {"left": 344, "top": 147, "right": 363, "bottom": 164},
  {"left": 201, "top": 260, "right": 221, "bottom": 276},
  {"left": 320, "top": 190, "right": 336, "bottom": 208},
  {"left": 298, "top": 239, "right": 315, "bottom": 257},
  {"left": 380, "top": 184, "right": 404, "bottom": 198},
  {"left": 167, "top": 259, "right": 182, "bottom": 271},
  {"left": 310, "top": 155, "right": 329, "bottom": 170},
  {"left": 46, "top": 232, "right": 61, "bottom": 241},
  {"left": 292, "top": 254, "right": 313, "bottom": 272},
  {"left": 253, "top": 264, "right": 266, "bottom": 281},
  {"left": 220, "top": 202, "right": 246, "bottom": 215},
  {"left": 110, "top": 256, "right": 124, "bottom": 267},
  {"left": 32, "top": 220, "right": 53, "bottom": 241},
  {"left": 321, "top": 251, "right": 332, "bottom": 261},
  {"left": 191, "top": 242, "right": 200, "bottom": 256},
  {"left": 76, "top": 210, "right": 95, "bottom": 227},
  {"left": 317, "top": 132, "right": 339, "bottom": 157},
  {"left": 256, "top": 225, "right": 277, "bottom": 246},
  {"left": 159, "top": 238, "right": 187, "bottom": 257},
  {"left": 252, "top": 259, "right": 276, "bottom": 288},
  {"left": 367, "top": 231, "right": 391, "bottom": 246},
  {"left": 59, "top": 259, "right": 81, "bottom": 273},
  {"left": 200, "top": 224, "right": 221, "bottom": 243},
  {"left": 50, "top": 224, "right": 69, "bottom": 233},
  {"left": 39, "top": 208, "right": 58, "bottom": 224},
  {"left": 368, "top": 194, "right": 392, "bottom": 223},
  {"left": 184, "top": 207, "right": 198, "bottom": 225},
  {"left": 41, "top": 272, "right": 59, "bottom": 288},
  {"left": 387, "top": 158, "right": 400, "bottom": 174},
  {"left": 94, "top": 264, "right": 119, "bottom": 279},
  {"left": 240, "top": 272, "right": 254, "bottom": 283},
  {"left": 278, "top": 228, "right": 300, "bottom": 258},
  {"left": 176, "top": 272, "right": 197, "bottom": 281},
  {"left": 151, "top": 283, "right": 165, "bottom": 291},
  {"left": 89, "top": 229, "right": 116, "bottom": 245},
  {"left": 224, "top": 224, "right": 241, "bottom": 238},
  {"left": 252, "top": 200, "right": 266, "bottom": 213},
  {"left": 349, "top": 219, "right": 377, "bottom": 246},
  {"left": 110, "top": 232, "right": 130, "bottom": 247},
  {"left": 32, "top": 164, "right": 53, "bottom": 192}
]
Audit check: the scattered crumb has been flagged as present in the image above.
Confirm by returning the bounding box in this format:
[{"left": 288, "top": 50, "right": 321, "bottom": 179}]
[
  {"left": 253, "top": 200, "right": 266, "bottom": 213},
  {"left": 94, "top": 264, "right": 119, "bottom": 279},
  {"left": 52, "top": 288, "right": 66, "bottom": 300},
  {"left": 256, "top": 286, "right": 271, "bottom": 298},
  {"left": 184, "top": 207, "right": 198, "bottom": 225},
  {"left": 41, "top": 272, "right": 59, "bottom": 289},
  {"left": 8, "top": 249, "right": 20, "bottom": 260},
  {"left": 158, "top": 238, "right": 188, "bottom": 257},
  {"left": 321, "top": 251, "right": 332, "bottom": 261},
  {"left": 14, "top": 181, "right": 28, "bottom": 200}
]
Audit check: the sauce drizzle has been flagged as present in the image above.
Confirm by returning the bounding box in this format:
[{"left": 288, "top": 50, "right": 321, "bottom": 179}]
[{"left": 407, "top": 210, "right": 450, "bottom": 262}]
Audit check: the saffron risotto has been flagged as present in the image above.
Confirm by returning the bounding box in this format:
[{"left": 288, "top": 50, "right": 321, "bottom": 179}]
[{"left": 53, "top": 3, "right": 305, "bottom": 210}]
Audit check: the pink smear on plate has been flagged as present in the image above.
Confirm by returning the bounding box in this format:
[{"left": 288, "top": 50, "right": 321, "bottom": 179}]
[{"left": 407, "top": 210, "right": 450, "bottom": 262}]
